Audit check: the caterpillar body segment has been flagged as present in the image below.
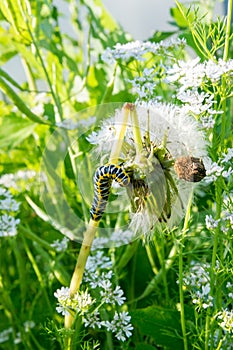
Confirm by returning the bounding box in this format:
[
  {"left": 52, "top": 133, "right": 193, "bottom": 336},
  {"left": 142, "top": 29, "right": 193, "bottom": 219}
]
[{"left": 90, "top": 164, "right": 130, "bottom": 221}]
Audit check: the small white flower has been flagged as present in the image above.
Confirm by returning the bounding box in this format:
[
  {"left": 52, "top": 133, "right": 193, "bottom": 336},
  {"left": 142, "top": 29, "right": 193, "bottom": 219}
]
[
  {"left": 31, "top": 92, "right": 50, "bottom": 116},
  {"left": 56, "top": 305, "right": 70, "bottom": 316},
  {"left": 0, "top": 327, "right": 13, "bottom": 344},
  {"left": 217, "top": 309, "right": 233, "bottom": 333},
  {"left": 99, "top": 284, "right": 126, "bottom": 305},
  {"left": 102, "top": 38, "right": 186, "bottom": 64},
  {"left": 99, "top": 279, "right": 112, "bottom": 291},
  {"left": 50, "top": 237, "right": 69, "bottom": 252},
  {"left": 0, "top": 214, "right": 20, "bottom": 237},
  {"left": 166, "top": 57, "right": 233, "bottom": 90},
  {"left": 205, "top": 161, "right": 224, "bottom": 181},
  {"left": 0, "top": 170, "right": 37, "bottom": 190},
  {"left": 54, "top": 286, "right": 70, "bottom": 301},
  {"left": 74, "top": 290, "right": 94, "bottom": 313},
  {"left": 200, "top": 115, "right": 215, "bottom": 129},
  {"left": 113, "top": 286, "right": 126, "bottom": 306},
  {"left": 222, "top": 168, "right": 233, "bottom": 178},
  {"left": 222, "top": 148, "right": 233, "bottom": 163},
  {"left": 0, "top": 187, "right": 21, "bottom": 212},
  {"left": 23, "top": 321, "right": 35, "bottom": 332},
  {"left": 83, "top": 310, "right": 102, "bottom": 329},
  {"left": 205, "top": 214, "right": 219, "bottom": 230},
  {"left": 102, "top": 311, "right": 133, "bottom": 342},
  {"left": 85, "top": 251, "right": 113, "bottom": 272},
  {"left": 56, "top": 119, "right": 79, "bottom": 130},
  {"left": 91, "top": 229, "right": 134, "bottom": 249}
]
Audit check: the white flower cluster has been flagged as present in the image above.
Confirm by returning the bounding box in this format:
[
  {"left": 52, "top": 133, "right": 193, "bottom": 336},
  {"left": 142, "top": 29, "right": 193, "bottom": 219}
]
[
  {"left": 205, "top": 203, "right": 233, "bottom": 234},
  {"left": 205, "top": 214, "right": 220, "bottom": 230},
  {"left": 182, "top": 261, "right": 233, "bottom": 313},
  {"left": 0, "top": 170, "right": 37, "bottom": 190},
  {"left": 0, "top": 187, "right": 21, "bottom": 237},
  {"left": 90, "top": 229, "right": 135, "bottom": 250},
  {"left": 216, "top": 309, "right": 233, "bottom": 334},
  {"left": 205, "top": 211, "right": 233, "bottom": 232},
  {"left": 182, "top": 261, "right": 214, "bottom": 310},
  {"left": 177, "top": 89, "right": 220, "bottom": 122},
  {"left": 102, "top": 311, "right": 133, "bottom": 342},
  {"left": 0, "top": 321, "right": 35, "bottom": 345},
  {"left": 50, "top": 236, "right": 69, "bottom": 252},
  {"left": 54, "top": 251, "right": 133, "bottom": 342},
  {"left": 210, "top": 328, "right": 233, "bottom": 350},
  {"left": 128, "top": 68, "right": 159, "bottom": 102},
  {"left": 165, "top": 57, "right": 233, "bottom": 123},
  {"left": 166, "top": 57, "right": 233, "bottom": 89},
  {"left": 205, "top": 148, "right": 233, "bottom": 182},
  {"left": 101, "top": 38, "right": 186, "bottom": 64},
  {"left": 30, "top": 92, "right": 51, "bottom": 117},
  {"left": 54, "top": 287, "right": 94, "bottom": 316}
]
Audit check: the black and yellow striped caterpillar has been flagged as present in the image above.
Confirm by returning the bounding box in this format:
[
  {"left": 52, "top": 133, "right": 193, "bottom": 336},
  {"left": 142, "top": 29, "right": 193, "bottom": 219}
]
[{"left": 90, "top": 164, "right": 130, "bottom": 221}]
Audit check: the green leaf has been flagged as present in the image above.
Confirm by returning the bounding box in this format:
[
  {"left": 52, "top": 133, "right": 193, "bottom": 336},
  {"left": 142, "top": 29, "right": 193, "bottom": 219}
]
[
  {"left": 149, "top": 31, "right": 177, "bottom": 43},
  {"left": 131, "top": 306, "right": 184, "bottom": 350},
  {"left": 170, "top": 1, "right": 195, "bottom": 29},
  {"left": 0, "top": 0, "right": 32, "bottom": 43},
  {"left": 0, "top": 113, "right": 36, "bottom": 149},
  {"left": 136, "top": 344, "right": 158, "bottom": 350}
]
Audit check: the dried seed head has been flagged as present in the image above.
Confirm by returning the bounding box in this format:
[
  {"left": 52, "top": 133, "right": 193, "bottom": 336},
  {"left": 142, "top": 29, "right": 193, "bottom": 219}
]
[{"left": 174, "top": 156, "right": 206, "bottom": 182}]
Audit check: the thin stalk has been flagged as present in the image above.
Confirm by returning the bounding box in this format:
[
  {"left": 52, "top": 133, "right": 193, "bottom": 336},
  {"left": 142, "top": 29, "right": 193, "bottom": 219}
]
[
  {"left": 145, "top": 243, "right": 159, "bottom": 275},
  {"left": 175, "top": 1, "right": 212, "bottom": 59},
  {"left": 178, "top": 192, "right": 193, "bottom": 350},
  {"left": 130, "top": 106, "right": 144, "bottom": 158},
  {"left": 159, "top": 237, "right": 170, "bottom": 303},
  {"left": 64, "top": 220, "right": 98, "bottom": 331},
  {"left": 0, "top": 76, "right": 50, "bottom": 124},
  {"left": 109, "top": 103, "right": 131, "bottom": 164},
  {"left": 0, "top": 67, "right": 25, "bottom": 91},
  {"left": 64, "top": 104, "right": 131, "bottom": 347},
  {"left": 26, "top": 26, "right": 63, "bottom": 121},
  {"left": 21, "top": 57, "right": 37, "bottom": 91},
  {"left": 100, "top": 63, "right": 118, "bottom": 105},
  {"left": 223, "top": 0, "right": 232, "bottom": 61},
  {"left": 136, "top": 243, "right": 178, "bottom": 301},
  {"left": 21, "top": 235, "right": 53, "bottom": 314},
  {"left": 220, "top": 0, "right": 232, "bottom": 149},
  {"left": 205, "top": 5, "right": 232, "bottom": 347}
]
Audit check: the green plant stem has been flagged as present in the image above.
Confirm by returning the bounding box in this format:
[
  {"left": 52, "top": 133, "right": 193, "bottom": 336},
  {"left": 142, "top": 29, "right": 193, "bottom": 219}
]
[
  {"left": 220, "top": 0, "right": 232, "bottom": 149},
  {"left": 205, "top": 7, "right": 232, "bottom": 346},
  {"left": 21, "top": 57, "right": 37, "bottom": 91},
  {"left": 64, "top": 221, "right": 99, "bottom": 328},
  {"left": 21, "top": 235, "right": 53, "bottom": 314},
  {"left": 0, "top": 67, "right": 25, "bottom": 91},
  {"left": 223, "top": 0, "right": 232, "bottom": 61},
  {"left": 175, "top": 0, "right": 212, "bottom": 59},
  {"left": 26, "top": 25, "right": 63, "bottom": 121},
  {"left": 0, "top": 76, "right": 49, "bottom": 124},
  {"left": 178, "top": 192, "right": 193, "bottom": 350},
  {"left": 130, "top": 106, "right": 144, "bottom": 158},
  {"left": 136, "top": 243, "right": 178, "bottom": 301},
  {"left": 64, "top": 104, "right": 131, "bottom": 348},
  {"left": 145, "top": 243, "right": 159, "bottom": 275},
  {"left": 109, "top": 103, "right": 131, "bottom": 164}
]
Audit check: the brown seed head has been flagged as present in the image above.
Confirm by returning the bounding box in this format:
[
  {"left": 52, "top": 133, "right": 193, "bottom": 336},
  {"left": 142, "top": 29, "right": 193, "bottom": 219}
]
[{"left": 174, "top": 156, "right": 206, "bottom": 182}]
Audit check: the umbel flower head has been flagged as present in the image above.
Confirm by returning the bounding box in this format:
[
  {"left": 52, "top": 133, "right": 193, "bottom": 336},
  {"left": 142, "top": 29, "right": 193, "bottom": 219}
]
[{"left": 87, "top": 102, "right": 207, "bottom": 239}]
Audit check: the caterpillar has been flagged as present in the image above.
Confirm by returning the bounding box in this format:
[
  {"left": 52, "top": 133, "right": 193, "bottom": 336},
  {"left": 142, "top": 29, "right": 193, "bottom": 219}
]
[{"left": 90, "top": 164, "right": 130, "bottom": 221}]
